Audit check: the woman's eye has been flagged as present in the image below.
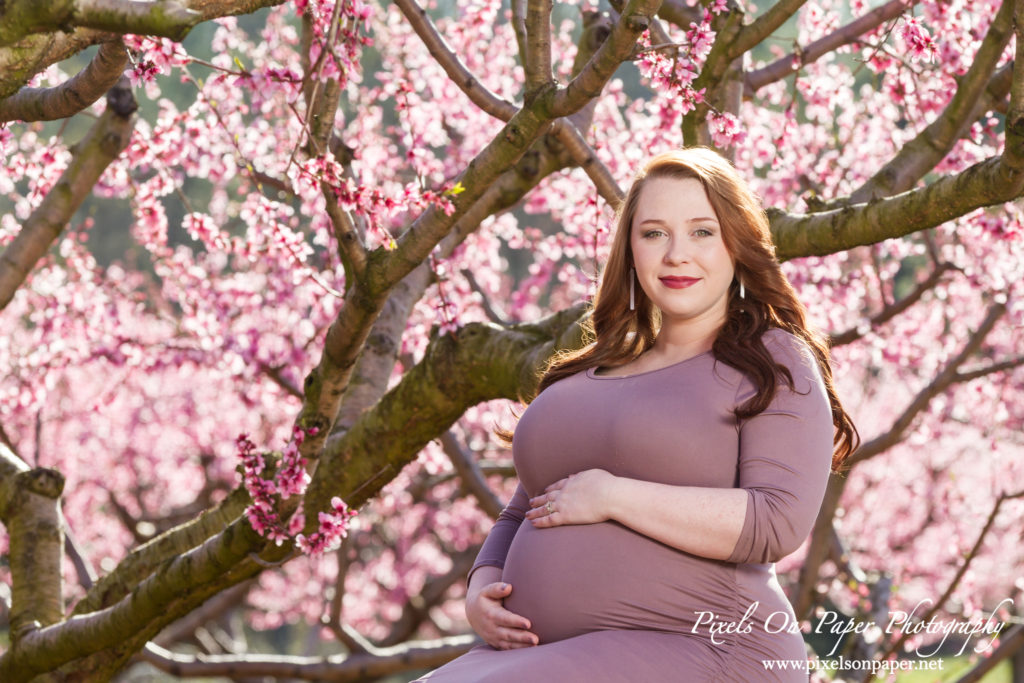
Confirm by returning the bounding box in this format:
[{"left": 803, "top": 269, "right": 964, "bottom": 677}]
[
  {"left": 694, "top": 228, "right": 714, "bottom": 237},
  {"left": 642, "top": 230, "right": 665, "bottom": 239}
]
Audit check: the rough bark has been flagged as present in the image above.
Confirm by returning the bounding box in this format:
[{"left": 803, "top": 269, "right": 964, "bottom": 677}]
[
  {"left": 0, "top": 0, "right": 287, "bottom": 100},
  {"left": 0, "top": 39, "right": 126, "bottom": 123},
  {"left": 0, "top": 306, "right": 586, "bottom": 680},
  {"left": 0, "top": 0, "right": 200, "bottom": 48},
  {"left": 307, "top": 304, "right": 587, "bottom": 515},
  {"left": 0, "top": 446, "right": 66, "bottom": 638},
  {"left": 769, "top": 158, "right": 1024, "bottom": 260}
]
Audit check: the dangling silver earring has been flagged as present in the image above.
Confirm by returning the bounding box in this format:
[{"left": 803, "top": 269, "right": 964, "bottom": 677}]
[
  {"left": 629, "top": 268, "right": 635, "bottom": 311},
  {"left": 739, "top": 278, "right": 745, "bottom": 299}
]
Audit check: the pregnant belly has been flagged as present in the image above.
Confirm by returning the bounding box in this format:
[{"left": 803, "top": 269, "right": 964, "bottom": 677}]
[{"left": 500, "top": 520, "right": 740, "bottom": 645}]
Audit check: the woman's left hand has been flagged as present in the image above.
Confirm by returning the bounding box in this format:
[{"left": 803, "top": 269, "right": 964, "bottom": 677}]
[{"left": 526, "top": 469, "right": 619, "bottom": 527}]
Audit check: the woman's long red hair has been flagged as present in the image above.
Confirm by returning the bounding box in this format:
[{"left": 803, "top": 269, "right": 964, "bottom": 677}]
[{"left": 533, "top": 147, "right": 858, "bottom": 472}]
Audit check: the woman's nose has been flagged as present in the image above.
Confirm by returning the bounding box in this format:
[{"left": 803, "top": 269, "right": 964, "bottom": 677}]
[{"left": 664, "top": 239, "right": 689, "bottom": 264}]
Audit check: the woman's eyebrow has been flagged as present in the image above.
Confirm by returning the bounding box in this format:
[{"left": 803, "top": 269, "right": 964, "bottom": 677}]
[{"left": 637, "top": 217, "right": 719, "bottom": 225}]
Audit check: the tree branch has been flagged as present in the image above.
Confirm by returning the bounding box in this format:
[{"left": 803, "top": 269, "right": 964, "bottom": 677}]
[
  {"left": 954, "top": 624, "right": 1024, "bottom": 683},
  {"left": 326, "top": 537, "right": 362, "bottom": 652},
  {"left": 549, "top": 0, "right": 663, "bottom": 117},
  {"left": 302, "top": 99, "right": 557, "bottom": 462},
  {"left": 768, "top": 157, "right": 1024, "bottom": 261},
  {"left": 1004, "top": 0, "right": 1024, "bottom": 170},
  {"left": 524, "top": 0, "right": 554, "bottom": 99},
  {"left": 656, "top": 0, "right": 700, "bottom": 29},
  {"left": 681, "top": 7, "right": 746, "bottom": 145},
  {"left": 331, "top": 171, "right": 549, "bottom": 434},
  {"left": 65, "top": 526, "right": 99, "bottom": 590},
  {"left": 381, "top": 546, "right": 478, "bottom": 646},
  {"left": 512, "top": 0, "right": 528, "bottom": 69},
  {"left": 0, "top": 77, "right": 135, "bottom": 313},
  {"left": 258, "top": 362, "right": 304, "bottom": 399},
  {"left": 382, "top": 0, "right": 648, "bottom": 287},
  {"left": 608, "top": 0, "right": 672, "bottom": 56},
  {"left": 393, "top": 0, "right": 517, "bottom": 122},
  {"left": 829, "top": 261, "right": 957, "bottom": 346},
  {"left": 298, "top": 4, "right": 646, "bottom": 462},
  {"left": 139, "top": 635, "right": 477, "bottom": 680},
  {"left": 439, "top": 431, "right": 504, "bottom": 518},
  {"left": 0, "top": 512, "right": 281, "bottom": 679},
  {"left": 0, "top": 0, "right": 201, "bottom": 48},
  {"left": 953, "top": 355, "right": 1024, "bottom": 383},
  {"left": 549, "top": 118, "right": 624, "bottom": 205},
  {"left": 793, "top": 472, "right": 849, "bottom": 619},
  {"left": 462, "top": 267, "right": 509, "bottom": 325},
  {"left": 72, "top": 485, "right": 251, "bottom": 615},
  {"left": 324, "top": 188, "right": 368, "bottom": 282},
  {"left": 0, "top": 39, "right": 126, "bottom": 123},
  {"left": 827, "top": 523, "right": 867, "bottom": 584},
  {"left": 872, "top": 489, "right": 1024, "bottom": 673},
  {"left": 730, "top": 0, "right": 808, "bottom": 59},
  {"left": 0, "top": 444, "right": 66, "bottom": 636},
  {"left": 848, "top": 302, "right": 1007, "bottom": 466},
  {"left": 0, "top": 297, "right": 591, "bottom": 676},
  {"left": 306, "top": 303, "right": 589, "bottom": 515},
  {"left": 849, "top": 0, "right": 1014, "bottom": 203},
  {"left": 0, "top": 0, "right": 287, "bottom": 101},
  {"left": 796, "top": 302, "right": 1009, "bottom": 616},
  {"left": 985, "top": 60, "right": 1014, "bottom": 114},
  {"left": 152, "top": 580, "right": 253, "bottom": 648},
  {"left": 745, "top": 0, "right": 909, "bottom": 92},
  {"left": 330, "top": 14, "right": 610, "bottom": 437}
]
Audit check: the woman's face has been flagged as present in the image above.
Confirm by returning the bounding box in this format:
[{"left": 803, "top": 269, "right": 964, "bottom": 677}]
[{"left": 629, "top": 176, "right": 735, "bottom": 330}]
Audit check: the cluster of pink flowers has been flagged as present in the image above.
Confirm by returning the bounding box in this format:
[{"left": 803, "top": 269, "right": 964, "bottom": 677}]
[
  {"left": 237, "top": 426, "right": 355, "bottom": 553},
  {"left": 295, "top": 154, "right": 395, "bottom": 248},
  {"left": 0, "top": 125, "right": 12, "bottom": 160},
  {"left": 295, "top": 496, "right": 358, "bottom": 555},
  {"left": 123, "top": 35, "right": 190, "bottom": 87},
  {"left": 127, "top": 59, "right": 161, "bottom": 87},
  {"left": 635, "top": 9, "right": 724, "bottom": 127},
  {"left": 640, "top": 55, "right": 705, "bottom": 116},
  {"left": 686, "top": 9, "right": 717, "bottom": 59},
  {"left": 295, "top": 152, "right": 457, "bottom": 250},
  {"left": 275, "top": 426, "right": 313, "bottom": 498},
  {"left": 707, "top": 110, "right": 746, "bottom": 148},
  {"left": 237, "top": 433, "right": 287, "bottom": 543},
  {"left": 184, "top": 212, "right": 231, "bottom": 252},
  {"left": 293, "top": 0, "right": 374, "bottom": 85},
  {"left": 900, "top": 16, "right": 937, "bottom": 63}
]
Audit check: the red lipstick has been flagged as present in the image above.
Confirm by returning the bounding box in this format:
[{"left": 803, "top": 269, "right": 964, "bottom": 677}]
[{"left": 659, "top": 276, "right": 699, "bottom": 289}]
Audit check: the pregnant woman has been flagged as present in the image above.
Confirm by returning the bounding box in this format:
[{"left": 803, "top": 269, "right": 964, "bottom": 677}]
[{"left": 413, "top": 147, "right": 859, "bottom": 682}]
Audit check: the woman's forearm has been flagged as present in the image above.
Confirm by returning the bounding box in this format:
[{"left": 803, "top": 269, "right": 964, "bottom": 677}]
[
  {"left": 606, "top": 477, "right": 748, "bottom": 561},
  {"left": 468, "top": 565, "right": 503, "bottom": 595}
]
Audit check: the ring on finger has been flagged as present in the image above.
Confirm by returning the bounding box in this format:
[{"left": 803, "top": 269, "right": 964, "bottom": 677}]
[{"left": 545, "top": 500, "right": 555, "bottom": 514}]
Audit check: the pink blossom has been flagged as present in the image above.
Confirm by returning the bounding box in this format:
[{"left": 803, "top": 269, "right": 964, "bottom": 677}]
[
  {"left": 900, "top": 16, "right": 937, "bottom": 63},
  {"left": 707, "top": 110, "right": 747, "bottom": 148}
]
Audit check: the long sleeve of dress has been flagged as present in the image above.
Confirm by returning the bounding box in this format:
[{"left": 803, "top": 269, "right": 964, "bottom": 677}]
[
  {"left": 726, "top": 331, "right": 835, "bottom": 565},
  {"left": 466, "top": 482, "right": 531, "bottom": 584}
]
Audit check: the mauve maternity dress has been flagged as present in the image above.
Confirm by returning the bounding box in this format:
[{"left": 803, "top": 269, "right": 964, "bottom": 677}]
[{"left": 414, "top": 328, "right": 832, "bottom": 682}]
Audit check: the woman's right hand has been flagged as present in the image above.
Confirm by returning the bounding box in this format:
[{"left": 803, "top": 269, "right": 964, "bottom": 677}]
[{"left": 466, "top": 580, "right": 539, "bottom": 650}]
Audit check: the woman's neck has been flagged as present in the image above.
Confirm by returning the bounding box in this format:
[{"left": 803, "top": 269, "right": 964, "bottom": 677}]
[{"left": 650, "top": 312, "right": 724, "bottom": 361}]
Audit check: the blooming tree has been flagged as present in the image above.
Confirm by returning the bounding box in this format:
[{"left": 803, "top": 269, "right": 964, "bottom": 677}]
[{"left": 1, "top": 0, "right": 1023, "bottom": 680}]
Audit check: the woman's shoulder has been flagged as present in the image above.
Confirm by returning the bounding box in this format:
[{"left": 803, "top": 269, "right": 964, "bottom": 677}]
[
  {"left": 761, "top": 327, "right": 815, "bottom": 361},
  {"left": 759, "top": 327, "right": 825, "bottom": 389}
]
